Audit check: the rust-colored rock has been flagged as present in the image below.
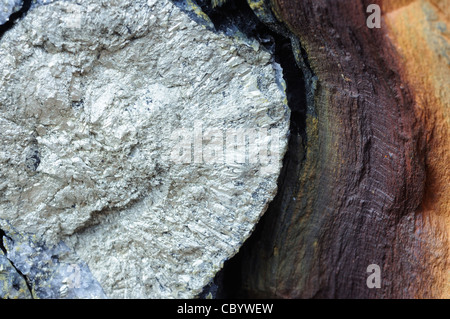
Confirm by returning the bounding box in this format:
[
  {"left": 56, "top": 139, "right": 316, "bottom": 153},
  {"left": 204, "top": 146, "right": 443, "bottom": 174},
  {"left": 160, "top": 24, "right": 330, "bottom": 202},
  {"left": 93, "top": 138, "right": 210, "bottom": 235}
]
[{"left": 236, "top": 0, "right": 449, "bottom": 298}]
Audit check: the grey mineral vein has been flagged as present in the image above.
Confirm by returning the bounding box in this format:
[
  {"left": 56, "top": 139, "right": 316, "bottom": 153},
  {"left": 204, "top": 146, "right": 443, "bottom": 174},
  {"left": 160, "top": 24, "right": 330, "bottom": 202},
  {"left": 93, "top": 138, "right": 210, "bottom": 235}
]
[{"left": 0, "top": 0, "right": 289, "bottom": 298}]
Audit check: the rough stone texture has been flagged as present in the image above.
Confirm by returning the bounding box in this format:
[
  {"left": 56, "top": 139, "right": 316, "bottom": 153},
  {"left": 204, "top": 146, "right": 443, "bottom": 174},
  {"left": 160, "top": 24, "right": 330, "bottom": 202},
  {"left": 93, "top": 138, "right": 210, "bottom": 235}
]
[
  {"left": 234, "top": 0, "right": 449, "bottom": 299},
  {"left": 0, "top": 0, "right": 289, "bottom": 298},
  {"left": 0, "top": 250, "right": 32, "bottom": 299},
  {"left": 0, "top": 0, "right": 22, "bottom": 25},
  {"left": 0, "top": 220, "right": 106, "bottom": 299}
]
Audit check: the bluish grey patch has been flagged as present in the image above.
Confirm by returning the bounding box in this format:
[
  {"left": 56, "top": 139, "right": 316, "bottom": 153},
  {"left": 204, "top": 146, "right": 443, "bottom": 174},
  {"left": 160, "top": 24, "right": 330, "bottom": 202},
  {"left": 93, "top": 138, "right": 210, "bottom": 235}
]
[{"left": 1, "top": 220, "right": 107, "bottom": 299}]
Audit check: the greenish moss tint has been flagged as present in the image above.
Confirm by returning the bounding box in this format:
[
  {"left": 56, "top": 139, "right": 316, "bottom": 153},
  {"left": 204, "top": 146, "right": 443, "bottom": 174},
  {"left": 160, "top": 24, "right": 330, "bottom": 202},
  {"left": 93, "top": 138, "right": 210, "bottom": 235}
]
[{"left": 247, "top": 0, "right": 269, "bottom": 20}]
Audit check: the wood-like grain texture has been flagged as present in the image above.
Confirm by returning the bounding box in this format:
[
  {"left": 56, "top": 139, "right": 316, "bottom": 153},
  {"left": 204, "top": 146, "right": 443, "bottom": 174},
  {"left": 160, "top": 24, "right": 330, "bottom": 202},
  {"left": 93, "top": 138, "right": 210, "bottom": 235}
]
[{"left": 238, "top": 0, "right": 449, "bottom": 298}]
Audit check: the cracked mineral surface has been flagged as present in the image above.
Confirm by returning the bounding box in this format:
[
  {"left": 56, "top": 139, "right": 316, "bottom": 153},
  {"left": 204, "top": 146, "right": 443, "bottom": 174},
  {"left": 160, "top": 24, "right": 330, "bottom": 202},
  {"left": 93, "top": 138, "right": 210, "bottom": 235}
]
[
  {"left": 0, "top": 0, "right": 289, "bottom": 298},
  {"left": 0, "top": 0, "right": 23, "bottom": 25},
  {"left": 1, "top": 221, "right": 106, "bottom": 298}
]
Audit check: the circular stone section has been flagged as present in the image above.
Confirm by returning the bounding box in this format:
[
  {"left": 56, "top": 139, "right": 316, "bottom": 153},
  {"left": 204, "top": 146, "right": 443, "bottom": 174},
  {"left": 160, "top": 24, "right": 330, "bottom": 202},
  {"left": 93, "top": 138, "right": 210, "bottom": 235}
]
[{"left": 0, "top": 0, "right": 289, "bottom": 298}]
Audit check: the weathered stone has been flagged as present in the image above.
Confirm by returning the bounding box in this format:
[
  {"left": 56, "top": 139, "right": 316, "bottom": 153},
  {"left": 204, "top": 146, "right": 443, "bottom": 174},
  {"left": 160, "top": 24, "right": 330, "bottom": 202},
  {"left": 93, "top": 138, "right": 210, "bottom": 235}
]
[
  {"left": 232, "top": 0, "right": 449, "bottom": 299},
  {"left": 0, "top": 0, "right": 22, "bottom": 25},
  {"left": 0, "top": 220, "right": 106, "bottom": 299},
  {"left": 0, "top": 251, "right": 32, "bottom": 299},
  {"left": 0, "top": 0, "right": 289, "bottom": 298}
]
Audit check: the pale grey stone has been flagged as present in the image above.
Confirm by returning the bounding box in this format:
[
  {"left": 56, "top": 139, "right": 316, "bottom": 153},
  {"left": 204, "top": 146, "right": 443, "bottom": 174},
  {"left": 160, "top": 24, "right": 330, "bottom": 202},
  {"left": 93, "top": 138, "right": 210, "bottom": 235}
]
[
  {"left": 0, "top": 0, "right": 23, "bottom": 25},
  {"left": 0, "top": 0, "right": 289, "bottom": 298}
]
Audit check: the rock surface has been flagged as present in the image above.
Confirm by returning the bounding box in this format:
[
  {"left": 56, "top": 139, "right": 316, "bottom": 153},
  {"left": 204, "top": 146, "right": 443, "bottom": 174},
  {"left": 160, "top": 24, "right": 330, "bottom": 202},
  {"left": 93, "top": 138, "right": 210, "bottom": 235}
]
[
  {"left": 232, "top": 0, "right": 449, "bottom": 299},
  {"left": 0, "top": 250, "right": 32, "bottom": 299},
  {"left": 0, "top": 0, "right": 289, "bottom": 298},
  {"left": 0, "top": 0, "right": 22, "bottom": 25},
  {"left": 1, "top": 221, "right": 106, "bottom": 298}
]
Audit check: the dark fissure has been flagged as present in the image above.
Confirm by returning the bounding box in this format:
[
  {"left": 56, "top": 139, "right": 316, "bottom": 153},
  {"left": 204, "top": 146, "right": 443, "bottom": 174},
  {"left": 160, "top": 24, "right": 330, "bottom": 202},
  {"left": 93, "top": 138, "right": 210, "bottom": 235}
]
[
  {"left": 0, "top": 229, "right": 8, "bottom": 255},
  {"left": 2, "top": 0, "right": 309, "bottom": 298}
]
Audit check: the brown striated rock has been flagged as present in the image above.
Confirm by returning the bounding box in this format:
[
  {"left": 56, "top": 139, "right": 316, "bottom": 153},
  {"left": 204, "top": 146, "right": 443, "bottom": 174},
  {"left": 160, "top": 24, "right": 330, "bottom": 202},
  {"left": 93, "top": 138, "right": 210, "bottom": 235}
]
[{"left": 237, "top": 0, "right": 449, "bottom": 298}]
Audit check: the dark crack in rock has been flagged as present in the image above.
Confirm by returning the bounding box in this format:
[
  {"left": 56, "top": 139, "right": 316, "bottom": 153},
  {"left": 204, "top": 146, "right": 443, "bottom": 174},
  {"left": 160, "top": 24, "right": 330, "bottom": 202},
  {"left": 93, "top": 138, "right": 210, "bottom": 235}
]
[
  {"left": 0, "top": 0, "right": 23, "bottom": 25},
  {"left": 1, "top": 220, "right": 106, "bottom": 299}
]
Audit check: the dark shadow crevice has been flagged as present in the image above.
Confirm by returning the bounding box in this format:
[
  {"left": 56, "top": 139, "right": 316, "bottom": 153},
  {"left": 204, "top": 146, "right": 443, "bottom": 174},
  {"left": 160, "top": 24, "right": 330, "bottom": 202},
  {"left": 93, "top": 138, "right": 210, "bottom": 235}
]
[{"left": 0, "top": 0, "right": 32, "bottom": 40}]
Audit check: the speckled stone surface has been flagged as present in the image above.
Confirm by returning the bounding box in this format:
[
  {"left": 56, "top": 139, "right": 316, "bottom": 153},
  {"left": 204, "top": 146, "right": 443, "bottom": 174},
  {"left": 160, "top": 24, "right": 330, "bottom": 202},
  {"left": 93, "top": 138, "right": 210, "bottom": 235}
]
[{"left": 0, "top": 0, "right": 289, "bottom": 298}]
